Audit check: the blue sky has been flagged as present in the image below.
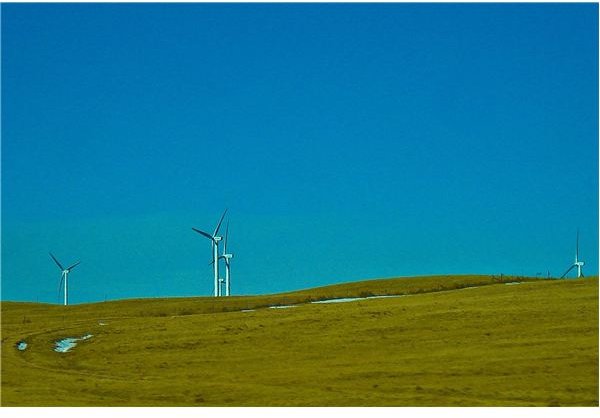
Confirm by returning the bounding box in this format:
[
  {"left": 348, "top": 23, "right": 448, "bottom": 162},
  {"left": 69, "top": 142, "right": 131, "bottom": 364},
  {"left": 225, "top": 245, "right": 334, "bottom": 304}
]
[{"left": 2, "top": 3, "right": 598, "bottom": 304}]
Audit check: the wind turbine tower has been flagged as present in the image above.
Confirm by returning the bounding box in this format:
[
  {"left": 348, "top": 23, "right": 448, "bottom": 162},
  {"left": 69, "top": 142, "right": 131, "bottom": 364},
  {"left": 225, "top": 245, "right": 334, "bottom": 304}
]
[
  {"left": 49, "top": 252, "right": 80, "bottom": 306},
  {"left": 560, "top": 230, "right": 585, "bottom": 279},
  {"left": 192, "top": 209, "right": 228, "bottom": 297}
]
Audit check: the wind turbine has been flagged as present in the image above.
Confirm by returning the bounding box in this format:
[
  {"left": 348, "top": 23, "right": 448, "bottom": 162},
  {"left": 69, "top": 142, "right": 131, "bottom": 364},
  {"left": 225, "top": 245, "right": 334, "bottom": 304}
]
[
  {"left": 49, "top": 252, "right": 80, "bottom": 306},
  {"left": 220, "top": 220, "right": 233, "bottom": 297},
  {"left": 210, "top": 220, "right": 234, "bottom": 296},
  {"left": 560, "top": 230, "right": 585, "bottom": 279},
  {"left": 192, "top": 209, "right": 228, "bottom": 297}
]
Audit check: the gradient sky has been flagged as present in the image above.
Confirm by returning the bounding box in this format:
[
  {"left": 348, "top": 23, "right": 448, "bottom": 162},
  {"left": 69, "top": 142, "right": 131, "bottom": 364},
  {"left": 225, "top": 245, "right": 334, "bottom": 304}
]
[{"left": 2, "top": 3, "right": 598, "bottom": 304}]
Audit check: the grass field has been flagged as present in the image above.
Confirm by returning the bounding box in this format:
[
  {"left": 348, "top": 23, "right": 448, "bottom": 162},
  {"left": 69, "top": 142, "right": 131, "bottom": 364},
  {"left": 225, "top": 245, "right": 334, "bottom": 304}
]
[{"left": 1, "top": 274, "right": 598, "bottom": 406}]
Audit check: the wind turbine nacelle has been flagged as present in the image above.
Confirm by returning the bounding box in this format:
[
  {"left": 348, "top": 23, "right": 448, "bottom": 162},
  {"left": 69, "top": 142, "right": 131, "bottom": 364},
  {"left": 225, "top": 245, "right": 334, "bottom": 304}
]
[
  {"left": 577, "top": 261, "right": 585, "bottom": 266},
  {"left": 214, "top": 236, "right": 222, "bottom": 242},
  {"left": 224, "top": 254, "right": 233, "bottom": 259}
]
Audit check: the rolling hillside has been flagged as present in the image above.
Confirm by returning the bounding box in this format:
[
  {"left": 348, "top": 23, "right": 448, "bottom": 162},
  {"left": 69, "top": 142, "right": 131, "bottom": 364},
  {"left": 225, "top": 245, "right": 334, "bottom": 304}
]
[{"left": 1, "top": 275, "right": 598, "bottom": 406}]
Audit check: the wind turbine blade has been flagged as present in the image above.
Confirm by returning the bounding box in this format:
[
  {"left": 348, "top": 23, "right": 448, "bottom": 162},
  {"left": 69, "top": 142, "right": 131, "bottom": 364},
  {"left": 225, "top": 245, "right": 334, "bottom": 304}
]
[
  {"left": 192, "top": 228, "right": 215, "bottom": 242},
  {"left": 66, "top": 261, "right": 81, "bottom": 271},
  {"left": 58, "top": 273, "right": 65, "bottom": 302},
  {"left": 213, "top": 209, "right": 228, "bottom": 236},
  {"left": 223, "top": 220, "right": 229, "bottom": 254},
  {"left": 49, "top": 253, "right": 64, "bottom": 270},
  {"left": 560, "top": 264, "right": 575, "bottom": 279},
  {"left": 580, "top": 270, "right": 584, "bottom": 278},
  {"left": 576, "top": 229, "right": 579, "bottom": 261}
]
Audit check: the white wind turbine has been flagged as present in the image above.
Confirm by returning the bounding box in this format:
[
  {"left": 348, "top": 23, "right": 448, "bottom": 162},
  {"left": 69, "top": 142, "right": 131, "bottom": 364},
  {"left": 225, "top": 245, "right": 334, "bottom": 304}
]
[
  {"left": 560, "top": 230, "right": 585, "bottom": 279},
  {"left": 49, "top": 252, "right": 80, "bottom": 306},
  {"left": 192, "top": 209, "right": 228, "bottom": 297},
  {"left": 219, "top": 220, "right": 233, "bottom": 297}
]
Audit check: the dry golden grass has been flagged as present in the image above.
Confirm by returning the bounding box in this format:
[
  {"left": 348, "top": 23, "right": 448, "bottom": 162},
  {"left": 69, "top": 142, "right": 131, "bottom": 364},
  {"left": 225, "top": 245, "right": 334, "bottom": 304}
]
[{"left": 1, "top": 275, "right": 597, "bottom": 406}]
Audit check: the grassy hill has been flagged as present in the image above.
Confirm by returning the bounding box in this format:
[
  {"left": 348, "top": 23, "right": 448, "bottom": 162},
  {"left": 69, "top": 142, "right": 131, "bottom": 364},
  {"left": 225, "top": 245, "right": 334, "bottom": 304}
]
[{"left": 1, "top": 274, "right": 598, "bottom": 406}]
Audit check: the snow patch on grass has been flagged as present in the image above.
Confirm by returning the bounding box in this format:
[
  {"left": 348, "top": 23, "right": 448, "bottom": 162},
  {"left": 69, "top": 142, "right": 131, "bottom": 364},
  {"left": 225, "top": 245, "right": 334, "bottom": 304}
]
[
  {"left": 312, "top": 295, "right": 405, "bottom": 304},
  {"left": 54, "top": 334, "right": 93, "bottom": 353},
  {"left": 312, "top": 297, "right": 363, "bottom": 304}
]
